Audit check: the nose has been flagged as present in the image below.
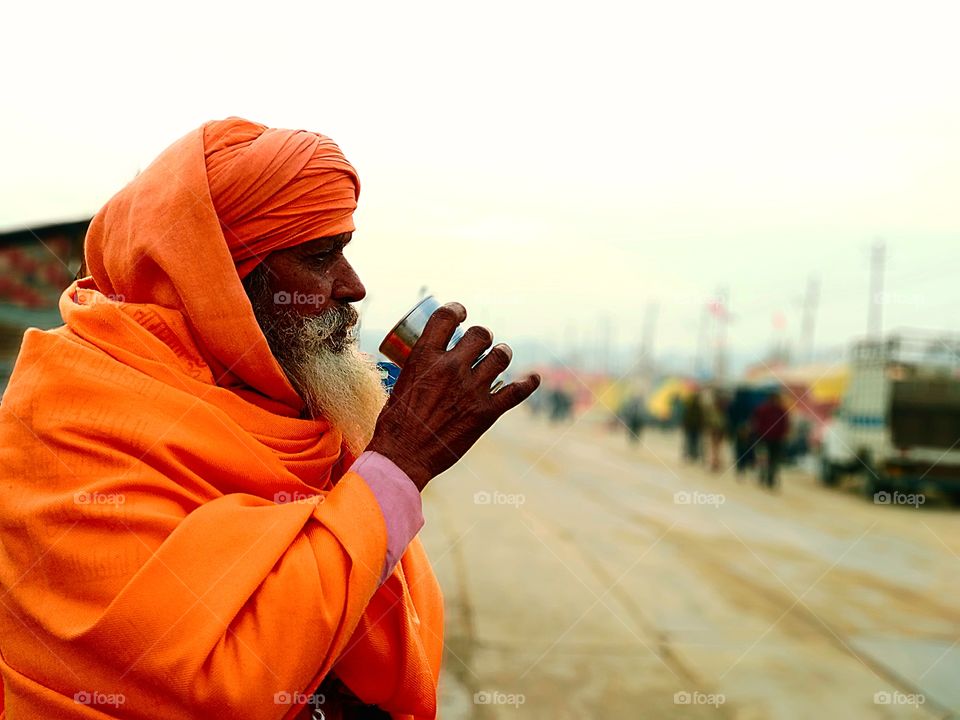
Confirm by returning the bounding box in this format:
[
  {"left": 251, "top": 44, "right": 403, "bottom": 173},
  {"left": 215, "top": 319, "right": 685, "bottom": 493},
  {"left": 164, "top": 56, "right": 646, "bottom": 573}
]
[{"left": 331, "top": 258, "right": 366, "bottom": 304}]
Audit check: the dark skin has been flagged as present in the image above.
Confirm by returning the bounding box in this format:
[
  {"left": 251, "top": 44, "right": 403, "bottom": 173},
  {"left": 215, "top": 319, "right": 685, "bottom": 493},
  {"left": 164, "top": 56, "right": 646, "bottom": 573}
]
[
  {"left": 258, "top": 232, "right": 366, "bottom": 316},
  {"left": 255, "top": 232, "right": 542, "bottom": 491}
]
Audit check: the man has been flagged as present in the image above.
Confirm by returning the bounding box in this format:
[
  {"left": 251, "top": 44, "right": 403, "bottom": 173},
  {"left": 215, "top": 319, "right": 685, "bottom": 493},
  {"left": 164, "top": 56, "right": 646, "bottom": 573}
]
[
  {"left": 725, "top": 388, "right": 757, "bottom": 477},
  {"left": 702, "top": 390, "right": 726, "bottom": 472},
  {"left": 0, "top": 117, "right": 539, "bottom": 719},
  {"left": 751, "top": 391, "right": 791, "bottom": 489},
  {"left": 617, "top": 393, "right": 645, "bottom": 446},
  {"left": 681, "top": 391, "right": 704, "bottom": 462}
]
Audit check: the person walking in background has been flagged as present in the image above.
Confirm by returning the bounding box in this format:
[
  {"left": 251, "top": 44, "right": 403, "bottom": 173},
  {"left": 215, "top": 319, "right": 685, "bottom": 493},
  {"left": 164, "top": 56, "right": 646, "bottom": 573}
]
[
  {"left": 726, "top": 388, "right": 757, "bottom": 478},
  {"left": 752, "top": 391, "right": 791, "bottom": 489},
  {"left": 619, "top": 393, "right": 646, "bottom": 446},
  {"left": 703, "top": 390, "right": 727, "bottom": 472},
  {"left": 549, "top": 386, "right": 574, "bottom": 423},
  {"left": 681, "top": 391, "right": 705, "bottom": 462}
]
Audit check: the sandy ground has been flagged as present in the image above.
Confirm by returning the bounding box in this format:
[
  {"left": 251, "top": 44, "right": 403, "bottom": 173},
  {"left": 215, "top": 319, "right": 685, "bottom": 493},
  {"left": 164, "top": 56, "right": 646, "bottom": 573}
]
[{"left": 418, "top": 409, "right": 960, "bottom": 719}]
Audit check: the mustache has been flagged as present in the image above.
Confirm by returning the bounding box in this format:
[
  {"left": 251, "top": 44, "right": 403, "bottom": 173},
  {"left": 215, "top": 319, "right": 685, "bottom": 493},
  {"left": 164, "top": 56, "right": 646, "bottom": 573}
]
[
  {"left": 243, "top": 264, "right": 361, "bottom": 357},
  {"left": 320, "top": 303, "right": 359, "bottom": 335},
  {"left": 295, "top": 302, "right": 360, "bottom": 353},
  {"left": 255, "top": 301, "right": 361, "bottom": 359}
]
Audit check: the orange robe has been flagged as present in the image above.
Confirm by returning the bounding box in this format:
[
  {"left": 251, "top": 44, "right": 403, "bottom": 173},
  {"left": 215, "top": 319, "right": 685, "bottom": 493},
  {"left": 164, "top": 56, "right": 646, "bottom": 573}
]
[{"left": 0, "top": 121, "right": 443, "bottom": 718}]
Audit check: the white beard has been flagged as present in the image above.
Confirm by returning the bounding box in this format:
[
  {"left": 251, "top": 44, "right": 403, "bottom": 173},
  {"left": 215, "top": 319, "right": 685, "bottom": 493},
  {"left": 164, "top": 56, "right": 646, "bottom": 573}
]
[
  {"left": 245, "top": 269, "right": 388, "bottom": 457},
  {"left": 285, "top": 332, "right": 388, "bottom": 458}
]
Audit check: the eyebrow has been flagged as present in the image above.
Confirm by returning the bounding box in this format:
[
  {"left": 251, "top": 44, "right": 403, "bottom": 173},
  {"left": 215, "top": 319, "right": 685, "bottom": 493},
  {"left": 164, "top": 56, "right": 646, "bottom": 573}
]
[{"left": 303, "top": 233, "right": 351, "bottom": 253}]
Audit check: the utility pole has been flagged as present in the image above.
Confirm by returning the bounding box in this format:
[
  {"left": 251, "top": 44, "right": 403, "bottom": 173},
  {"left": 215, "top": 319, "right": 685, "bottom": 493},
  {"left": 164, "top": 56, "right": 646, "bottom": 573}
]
[
  {"left": 564, "top": 322, "right": 577, "bottom": 368},
  {"left": 867, "top": 239, "right": 886, "bottom": 339},
  {"left": 712, "top": 287, "right": 730, "bottom": 382},
  {"left": 800, "top": 275, "right": 820, "bottom": 363},
  {"left": 599, "top": 316, "right": 612, "bottom": 375},
  {"left": 694, "top": 303, "right": 709, "bottom": 378},
  {"left": 770, "top": 311, "right": 788, "bottom": 364},
  {"left": 639, "top": 302, "right": 659, "bottom": 378}
]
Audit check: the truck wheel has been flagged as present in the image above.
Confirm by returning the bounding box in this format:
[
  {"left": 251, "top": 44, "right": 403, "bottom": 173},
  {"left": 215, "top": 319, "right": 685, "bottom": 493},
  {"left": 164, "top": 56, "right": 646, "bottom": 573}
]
[{"left": 819, "top": 457, "right": 840, "bottom": 487}]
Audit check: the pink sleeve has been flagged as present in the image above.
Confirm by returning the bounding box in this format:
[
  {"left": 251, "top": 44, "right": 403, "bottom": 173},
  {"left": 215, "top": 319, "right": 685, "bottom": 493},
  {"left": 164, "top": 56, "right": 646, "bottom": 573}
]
[{"left": 349, "top": 450, "right": 424, "bottom": 584}]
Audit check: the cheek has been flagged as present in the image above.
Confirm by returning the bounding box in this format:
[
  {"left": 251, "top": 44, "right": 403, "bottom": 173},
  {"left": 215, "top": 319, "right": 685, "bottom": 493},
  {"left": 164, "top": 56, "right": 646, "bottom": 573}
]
[{"left": 277, "top": 269, "right": 336, "bottom": 315}]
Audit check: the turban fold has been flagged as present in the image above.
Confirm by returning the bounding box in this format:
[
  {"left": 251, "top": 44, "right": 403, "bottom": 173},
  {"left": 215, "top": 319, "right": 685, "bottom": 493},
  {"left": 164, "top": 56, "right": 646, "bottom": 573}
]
[
  {"left": 82, "top": 117, "right": 361, "bottom": 410},
  {"left": 203, "top": 118, "right": 360, "bottom": 280}
]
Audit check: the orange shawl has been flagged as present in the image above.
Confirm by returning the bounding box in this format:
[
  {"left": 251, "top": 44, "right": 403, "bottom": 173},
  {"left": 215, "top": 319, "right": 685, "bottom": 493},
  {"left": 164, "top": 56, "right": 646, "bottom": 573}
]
[{"left": 0, "top": 120, "right": 443, "bottom": 719}]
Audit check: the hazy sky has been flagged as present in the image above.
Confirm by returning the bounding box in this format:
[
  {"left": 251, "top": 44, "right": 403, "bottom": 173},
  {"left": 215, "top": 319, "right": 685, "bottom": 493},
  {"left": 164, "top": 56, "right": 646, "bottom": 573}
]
[{"left": 3, "top": 0, "right": 959, "bottom": 373}]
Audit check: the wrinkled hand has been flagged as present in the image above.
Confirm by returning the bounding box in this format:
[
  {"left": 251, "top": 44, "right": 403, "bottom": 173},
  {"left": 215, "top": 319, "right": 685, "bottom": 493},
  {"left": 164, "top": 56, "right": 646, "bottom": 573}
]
[{"left": 367, "top": 302, "right": 540, "bottom": 491}]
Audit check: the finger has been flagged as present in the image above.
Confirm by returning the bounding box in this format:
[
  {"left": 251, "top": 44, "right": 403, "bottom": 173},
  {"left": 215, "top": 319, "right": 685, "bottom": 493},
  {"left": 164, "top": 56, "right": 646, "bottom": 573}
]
[
  {"left": 412, "top": 302, "right": 467, "bottom": 357},
  {"left": 472, "top": 342, "right": 512, "bottom": 385},
  {"left": 490, "top": 372, "right": 541, "bottom": 413},
  {"left": 454, "top": 325, "right": 494, "bottom": 364}
]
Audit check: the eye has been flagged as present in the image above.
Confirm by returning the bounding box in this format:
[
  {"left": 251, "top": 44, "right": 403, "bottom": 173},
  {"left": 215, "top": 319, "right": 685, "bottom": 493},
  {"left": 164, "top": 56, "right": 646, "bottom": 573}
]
[
  {"left": 304, "top": 241, "right": 348, "bottom": 267},
  {"left": 307, "top": 251, "right": 335, "bottom": 265}
]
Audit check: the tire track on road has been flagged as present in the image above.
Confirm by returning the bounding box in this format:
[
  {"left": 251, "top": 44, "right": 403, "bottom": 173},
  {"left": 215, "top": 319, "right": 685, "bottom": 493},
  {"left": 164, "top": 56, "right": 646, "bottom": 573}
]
[
  {"left": 492, "top": 417, "right": 957, "bottom": 717},
  {"left": 550, "top": 450, "right": 957, "bottom": 719}
]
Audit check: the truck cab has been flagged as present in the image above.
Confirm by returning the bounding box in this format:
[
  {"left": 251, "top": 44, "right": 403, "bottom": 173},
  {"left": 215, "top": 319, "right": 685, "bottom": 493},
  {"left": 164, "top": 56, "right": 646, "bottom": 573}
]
[{"left": 820, "top": 332, "right": 960, "bottom": 500}]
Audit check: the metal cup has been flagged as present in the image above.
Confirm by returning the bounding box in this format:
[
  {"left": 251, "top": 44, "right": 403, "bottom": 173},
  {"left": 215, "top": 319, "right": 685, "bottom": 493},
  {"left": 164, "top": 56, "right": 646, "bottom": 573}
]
[
  {"left": 379, "top": 295, "right": 505, "bottom": 393},
  {"left": 379, "top": 296, "right": 460, "bottom": 365}
]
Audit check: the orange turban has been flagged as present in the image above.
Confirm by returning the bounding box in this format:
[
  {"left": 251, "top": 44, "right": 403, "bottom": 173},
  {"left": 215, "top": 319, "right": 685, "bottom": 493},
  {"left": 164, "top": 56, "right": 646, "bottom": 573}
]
[
  {"left": 0, "top": 119, "right": 443, "bottom": 719},
  {"left": 83, "top": 117, "right": 361, "bottom": 412},
  {"left": 203, "top": 118, "right": 360, "bottom": 280}
]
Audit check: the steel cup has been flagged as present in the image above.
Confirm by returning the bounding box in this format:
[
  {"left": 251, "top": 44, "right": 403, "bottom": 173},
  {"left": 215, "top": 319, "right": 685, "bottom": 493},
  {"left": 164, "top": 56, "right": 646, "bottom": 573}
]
[
  {"left": 379, "top": 295, "right": 504, "bottom": 393},
  {"left": 379, "top": 296, "right": 461, "bottom": 366}
]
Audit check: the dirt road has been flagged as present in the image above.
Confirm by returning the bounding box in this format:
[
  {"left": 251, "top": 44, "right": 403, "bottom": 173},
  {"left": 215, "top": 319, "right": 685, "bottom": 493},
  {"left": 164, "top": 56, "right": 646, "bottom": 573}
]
[{"left": 419, "top": 410, "right": 959, "bottom": 719}]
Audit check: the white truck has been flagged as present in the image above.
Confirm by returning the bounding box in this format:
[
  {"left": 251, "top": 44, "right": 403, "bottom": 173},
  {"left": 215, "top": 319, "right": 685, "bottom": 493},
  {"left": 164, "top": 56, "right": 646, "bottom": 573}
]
[{"left": 820, "top": 331, "right": 960, "bottom": 501}]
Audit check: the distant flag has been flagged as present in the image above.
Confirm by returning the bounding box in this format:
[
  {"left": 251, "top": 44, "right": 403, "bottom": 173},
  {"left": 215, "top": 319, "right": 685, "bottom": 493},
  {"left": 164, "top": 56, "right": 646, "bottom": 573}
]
[{"left": 707, "top": 297, "right": 728, "bottom": 319}]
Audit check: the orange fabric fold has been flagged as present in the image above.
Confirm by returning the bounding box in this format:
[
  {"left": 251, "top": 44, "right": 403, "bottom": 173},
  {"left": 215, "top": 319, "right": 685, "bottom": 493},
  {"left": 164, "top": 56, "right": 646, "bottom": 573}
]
[
  {"left": 0, "top": 118, "right": 442, "bottom": 719},
  {"left": 203, "top": 118, "right": 360, "bottom": 281}
]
